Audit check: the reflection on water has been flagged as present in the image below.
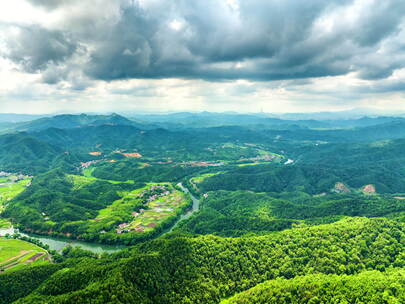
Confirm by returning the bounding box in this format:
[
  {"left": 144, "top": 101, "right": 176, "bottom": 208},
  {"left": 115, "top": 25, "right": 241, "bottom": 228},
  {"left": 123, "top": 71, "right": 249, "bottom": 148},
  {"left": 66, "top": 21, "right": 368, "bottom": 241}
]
[
  {"left": 0, "top": 184, "right": 197, "bottom": 253},
  {"left": 166, "top": 183, "right": 200, "bottom": 233},
  {"left": 0, "top": 227, "right": 124, "bottom": 254}
]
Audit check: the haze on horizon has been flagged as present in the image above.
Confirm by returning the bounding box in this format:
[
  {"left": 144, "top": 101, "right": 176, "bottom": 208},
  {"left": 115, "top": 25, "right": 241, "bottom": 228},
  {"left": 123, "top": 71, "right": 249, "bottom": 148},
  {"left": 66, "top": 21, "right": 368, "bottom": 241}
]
[{"left": 1, "top": 0, "right": 405, "bottom": 114}]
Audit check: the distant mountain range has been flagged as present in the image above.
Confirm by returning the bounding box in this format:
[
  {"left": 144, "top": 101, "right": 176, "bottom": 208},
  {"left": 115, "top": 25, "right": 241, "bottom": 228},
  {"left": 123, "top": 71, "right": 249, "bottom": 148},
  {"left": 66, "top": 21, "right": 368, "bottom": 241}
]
[
  {"left": 131, "top": 112, "right": 405, "bottom": 130},
  {"left": 2, "top": 111, "right": 405, "bottom": 133},
  {"left": 3, "top": 112, "right": 405, "bottom": 174},
  {"left": 0, "top": 113, "right": 158, "bottom": 133}
]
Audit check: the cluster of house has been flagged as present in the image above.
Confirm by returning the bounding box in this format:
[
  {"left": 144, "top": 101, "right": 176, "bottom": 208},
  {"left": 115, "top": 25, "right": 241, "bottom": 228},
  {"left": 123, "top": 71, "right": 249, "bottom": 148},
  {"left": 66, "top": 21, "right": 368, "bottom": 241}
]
[
  {"left": 0, "top": 171, "right": 11, "bottom": 177},
  {"left": 116, "top": 222, "right": 131, "bottom": 233},
  {"left": 116, "top": 218, "right": 158, "bottom": 234},
  {"left": 0, "top": 172, "right": 31, "bottom": 182},
  {"left": 115, "top": 185, "right": 174, "bottom": 234},
  {"left": 146, "top": 191, "right": 170, "bottom": 202},
  {"left": 180, "top": 161, "right": 225, "bottom": 167},
  {"left": 243, "top": 154, "right": 277, "bottom": 162},
  {"left": 121, "top": 152, "right": 142, "bottom": 158},
  {"left": 112, "top": 149, "right": 142, "bottom": 158},
  {"left": 332, "top": 182, "right": 351, "bottom": 193},
  {"left": 88, "top": 152, "right": 102, "bottom": 156},
  {"left": 155, "top": 160, "right": 173, "bottom": 164},
  {"left": 80, "top": 160, "right": 101, "bottom": 169},
  {"left": 141, "top": 184, "right": 172, "bottom": 202}
]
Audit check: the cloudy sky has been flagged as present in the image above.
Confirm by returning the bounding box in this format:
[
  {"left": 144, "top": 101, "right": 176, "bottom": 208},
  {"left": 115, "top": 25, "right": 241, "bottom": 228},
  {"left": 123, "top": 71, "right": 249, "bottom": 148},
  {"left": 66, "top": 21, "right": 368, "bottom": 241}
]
[{"left": 0, "top": 0, "right": 405, "bottom": 114}]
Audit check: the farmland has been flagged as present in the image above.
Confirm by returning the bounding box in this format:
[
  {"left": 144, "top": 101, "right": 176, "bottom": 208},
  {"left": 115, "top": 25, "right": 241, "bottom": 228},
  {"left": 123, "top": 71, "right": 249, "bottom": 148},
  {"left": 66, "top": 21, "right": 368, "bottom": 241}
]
[
  {"left": 0, "top": 174, "right": 31, "bottom": 212},
  {"left": 1, "top": 112, "right": 405, "bottom": 303},
  {"left": 70, "top": 173, "right": 192, "bottom": 235},
  {"left": 0, "top": 238, "right": 49, "bottom": 273},
  {"left": 90, "top": 183, "right": 191, "bottom": 234}
]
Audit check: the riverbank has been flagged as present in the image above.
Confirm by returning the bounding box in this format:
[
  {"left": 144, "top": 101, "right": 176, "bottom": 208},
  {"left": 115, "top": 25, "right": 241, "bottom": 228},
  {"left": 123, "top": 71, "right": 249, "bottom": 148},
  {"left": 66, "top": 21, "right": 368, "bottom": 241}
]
[{"left": 0, "top": 183, "right": 200, "bottom": 254}]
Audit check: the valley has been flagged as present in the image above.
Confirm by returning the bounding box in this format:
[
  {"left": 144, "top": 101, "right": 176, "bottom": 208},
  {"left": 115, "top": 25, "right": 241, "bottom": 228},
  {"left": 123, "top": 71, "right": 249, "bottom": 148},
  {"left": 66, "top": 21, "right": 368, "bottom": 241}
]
[
  {"left": 2, "top": 2, "right": 403, "bottom": 302},
  {"left": 0, "top": 112, "right": 404, "bottom": 304}
]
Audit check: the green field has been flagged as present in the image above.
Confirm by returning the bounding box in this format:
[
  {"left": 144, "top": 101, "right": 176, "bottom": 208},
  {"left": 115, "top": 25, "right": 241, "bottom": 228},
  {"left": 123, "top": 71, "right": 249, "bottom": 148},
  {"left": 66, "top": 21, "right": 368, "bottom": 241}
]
[
  {"left": 0, "top": 176, "right": 31, "bottom": 213},
  {"left": 128, "top": 184, "right": 189, "bottom": 232},
  {"left": 82, "top": 167, "right": 95, "bottom": 177},
  {"left": 0, "top": 218, "right": 11, "bottom": 228},
  {"left": 0, "top": 238, "right": 49, "bottom": 273},
  {"left": 190, "top": 172, "right": 224, "bottom": 192},
  {"left": 190, "top": 172, "right": 223, "bottom": 184},
  {"left": 67, "top": 174, "right": 133, "bottom": 190}
]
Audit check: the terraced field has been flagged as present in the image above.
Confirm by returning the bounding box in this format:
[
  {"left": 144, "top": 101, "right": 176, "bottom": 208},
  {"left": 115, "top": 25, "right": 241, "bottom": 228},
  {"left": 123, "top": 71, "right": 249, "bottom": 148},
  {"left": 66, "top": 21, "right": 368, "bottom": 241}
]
[{"left": 0, "top": 238, "right": 49, "bottom": 273}]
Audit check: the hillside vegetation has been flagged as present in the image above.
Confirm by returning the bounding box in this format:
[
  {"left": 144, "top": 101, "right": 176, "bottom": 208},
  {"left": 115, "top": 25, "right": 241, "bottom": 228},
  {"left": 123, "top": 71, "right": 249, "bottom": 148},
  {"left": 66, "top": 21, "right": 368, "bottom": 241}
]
[{"left": 0, "top": 113, "right": 404, "bottom": 303}]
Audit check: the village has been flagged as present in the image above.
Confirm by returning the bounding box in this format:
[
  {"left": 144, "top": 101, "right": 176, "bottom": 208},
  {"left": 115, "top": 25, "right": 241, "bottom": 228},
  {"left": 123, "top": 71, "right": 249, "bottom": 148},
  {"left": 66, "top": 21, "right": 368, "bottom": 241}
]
[
  {"left": 115, "top": 184, "right": 186, "bottom": 234},
  {"left": 0, "top": 171, "right": 32, "bottom": 182}
]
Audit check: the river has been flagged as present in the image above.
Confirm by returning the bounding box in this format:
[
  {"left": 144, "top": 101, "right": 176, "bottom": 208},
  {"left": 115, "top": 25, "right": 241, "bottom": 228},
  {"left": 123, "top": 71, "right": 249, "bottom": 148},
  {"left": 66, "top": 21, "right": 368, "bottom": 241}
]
[
  {"left": 0, "top": 226, "right": 124, "bottom": 254},
  {"left": 0, "top": 183, "right": 200, "bottom": 254},
  {"left": 165, "top": 183, "right": 200, "bottom": 233}
]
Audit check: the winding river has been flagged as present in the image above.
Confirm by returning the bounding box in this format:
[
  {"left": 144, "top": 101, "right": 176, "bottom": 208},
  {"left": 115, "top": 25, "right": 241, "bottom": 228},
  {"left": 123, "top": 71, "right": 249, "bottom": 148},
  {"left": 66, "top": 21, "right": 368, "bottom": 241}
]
[
  {"left": 0, "top": 183, "right": 200, "bottom": 254},
  {"left": 166, "top": 183, "right": 200, "bottom": 233}
]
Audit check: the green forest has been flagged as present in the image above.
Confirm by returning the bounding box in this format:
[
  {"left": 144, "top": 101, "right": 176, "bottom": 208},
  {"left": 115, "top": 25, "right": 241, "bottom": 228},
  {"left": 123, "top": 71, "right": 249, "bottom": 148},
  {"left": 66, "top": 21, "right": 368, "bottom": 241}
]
[{"left": 0, "top": 113, "right": 404, "bottom": 303}]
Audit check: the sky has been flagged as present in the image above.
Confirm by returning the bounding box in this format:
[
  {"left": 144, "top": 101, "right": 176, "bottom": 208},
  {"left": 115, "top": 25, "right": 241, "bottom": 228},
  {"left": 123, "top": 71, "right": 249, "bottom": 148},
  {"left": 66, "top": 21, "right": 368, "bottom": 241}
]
[{"left": 0, "top": 0, "right": 405, "bottom": 114}]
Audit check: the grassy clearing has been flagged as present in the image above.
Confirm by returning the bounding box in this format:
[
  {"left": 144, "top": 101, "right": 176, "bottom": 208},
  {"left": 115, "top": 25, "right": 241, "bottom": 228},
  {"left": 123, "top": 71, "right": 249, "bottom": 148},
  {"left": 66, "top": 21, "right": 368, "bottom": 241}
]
[
  {"left": 67, "top": 174, "right": 133, "bottom": 190},
  {"left": 0, "top": 238, "right": 49, "bottom": 272},
  {"left": 0, "top": 218, "right": 11, "bottom": 228},
  {"left": 82, "top": 167, "right": 95, "bottom": 177},
  {"left": 191, "top": 172, "right": 223, "bottom": 184},
  {"left": 190, "top": 172, "right": 224, "bottom": 192},
  {"left": 0, "top": 177, "right": 31, "bottom": 212},
  {"left": 256, "top": 149, "right": 284, "bottom": 158}
]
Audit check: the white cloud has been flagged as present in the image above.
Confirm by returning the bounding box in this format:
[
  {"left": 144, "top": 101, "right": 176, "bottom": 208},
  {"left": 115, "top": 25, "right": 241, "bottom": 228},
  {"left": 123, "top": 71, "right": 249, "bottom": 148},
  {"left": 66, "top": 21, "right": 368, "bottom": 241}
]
[{"left": 0, "top": 0, "right": 405, "bottom": 114}]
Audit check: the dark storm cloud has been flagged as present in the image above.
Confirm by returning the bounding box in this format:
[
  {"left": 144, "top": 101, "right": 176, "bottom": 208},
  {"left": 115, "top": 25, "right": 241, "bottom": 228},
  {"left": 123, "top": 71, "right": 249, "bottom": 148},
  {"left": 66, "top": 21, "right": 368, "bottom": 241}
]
[
  {"left": 5, "top": 24, "right": 77, "bottom": 73},
  {"left": 84, "top": 0, "right": 353, "bottom": 81},
  {"left": 352, "top": 1, "right": 405, "bottom": 47},
  {"left": 4, "top": 0, "right": 405, "bottom": 86}
]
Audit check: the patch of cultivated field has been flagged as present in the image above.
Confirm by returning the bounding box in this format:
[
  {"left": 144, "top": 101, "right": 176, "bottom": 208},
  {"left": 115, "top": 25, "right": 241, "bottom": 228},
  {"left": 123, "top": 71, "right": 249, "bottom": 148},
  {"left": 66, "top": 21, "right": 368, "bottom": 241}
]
[
  {"left": 129, "top": 186, "right": 187, "bottom": 233},
  {"left": 89, "top": 183, "right": 190, "bottom": 234},
  {"left": 67, "top": 174, "right": 133, "bottom": 190},
  {"left": 190, "top": 172, "right": 222, "bottom": 184},
  {"left": 0, "top": 177, "right": 31, "bottom": 212},
  {"left": 237, "top": 161, "right": 273, "bottom": 167},
  {"left": 190, "top": 172, "right": 223, "bottom": 192},
  {"left": 0, "top": 238, "right": 49, "bottom": 273}
]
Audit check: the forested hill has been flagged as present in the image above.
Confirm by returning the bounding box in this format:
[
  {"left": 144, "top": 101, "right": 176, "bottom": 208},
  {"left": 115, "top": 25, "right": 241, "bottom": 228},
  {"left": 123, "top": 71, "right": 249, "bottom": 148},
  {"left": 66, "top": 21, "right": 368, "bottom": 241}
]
[
  {"left": 0, "top": 133, "right": 62, "bottom": 173},
  {"left": 4, "top": 114, "right": 405, "bottom": 175},
  {"left": 132, "top": 112, "right": 405, "bottom": 129},
  {"left": 2, "top": 218, "right": 403, "bottom": 303},
  {"left": 1, "top": 113, "right": 405, "bottom": 303},
  {"left": 222, "top": 269, "right": 405, "bottom": 304},
  {"left": 0, "top": 113, "right": 154, "bottom": 133}
]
